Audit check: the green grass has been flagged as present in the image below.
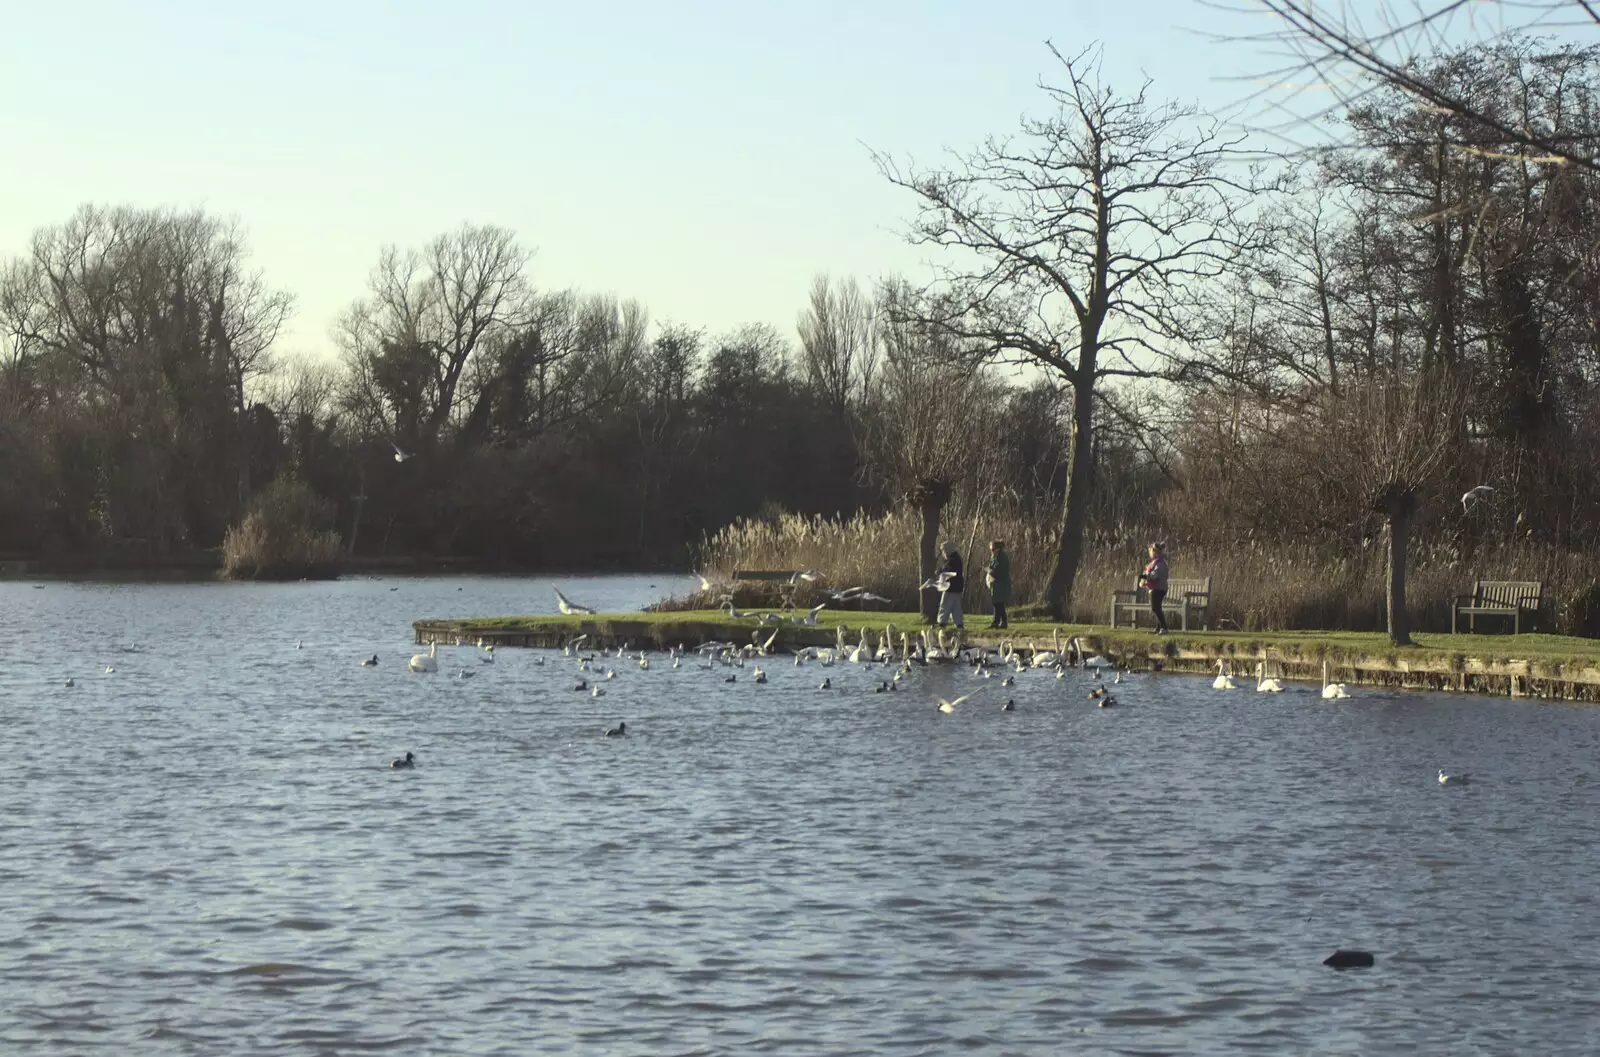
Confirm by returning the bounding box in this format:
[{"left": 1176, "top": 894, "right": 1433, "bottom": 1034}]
[{"left": 423, "top": 610, "right": 1600, "bottom": 676}]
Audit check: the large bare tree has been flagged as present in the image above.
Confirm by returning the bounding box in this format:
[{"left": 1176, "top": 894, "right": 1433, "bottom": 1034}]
[{"left": 877, "top": 44, "right": 1266, "bottom": 619}]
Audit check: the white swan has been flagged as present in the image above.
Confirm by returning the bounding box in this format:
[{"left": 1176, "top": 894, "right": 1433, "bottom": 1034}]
[
  {"left": 1321, "top": 660, "right": 1349, "bottom": 699},
  {"left": 1212, "top": 660, "right": 1236, "bottom": 690},
  {"left": 554, "top": 587, "right": 596, "bottom": 615},
  {"left": 1256, "top": 662, "right": 1285, "bottom": 693},
  {"left": 409, "top": 643, "right": 438, "bottom": 673},
  {"left": 848, "top": 630, "right": 870, "bottom": 665},
  {"left": 1032, "top": 628, "right": 1062, "bottom": 668},
  {"left": 875, "top": 624, "right": 895, "bottom": 663},
  {"left": 1437, "top": 768, "right": 1470, "bottom": 785}
]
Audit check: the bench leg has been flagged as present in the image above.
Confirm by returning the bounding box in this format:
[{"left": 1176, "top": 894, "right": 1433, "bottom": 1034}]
[{"left": 1451, "top": 608, "right": 1457, "bottom": 635}]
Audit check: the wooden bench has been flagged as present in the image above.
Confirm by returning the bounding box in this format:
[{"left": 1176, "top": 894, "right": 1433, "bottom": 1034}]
[
  {"left": 1110, "top": 576, "right": 1211, "bottom": 631},
  {"left": 1452, "top": 580, "right": 1543, "bottom": 634},
  {"left": 731, "top": 570, "right": 803, "bottom": 612}
]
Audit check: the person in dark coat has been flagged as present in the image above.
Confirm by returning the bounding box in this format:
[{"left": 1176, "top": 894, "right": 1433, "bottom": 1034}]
[{"left": 985, "top": 539, "right": 1012, "bottom": 629}]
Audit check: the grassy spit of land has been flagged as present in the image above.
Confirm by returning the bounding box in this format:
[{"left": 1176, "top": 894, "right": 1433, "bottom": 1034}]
[{"left": 414, "top": 610, "right": 1600, "bottom": 700}]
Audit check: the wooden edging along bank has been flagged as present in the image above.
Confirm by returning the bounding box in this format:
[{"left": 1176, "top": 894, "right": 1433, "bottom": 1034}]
[{"left": 414, "top": 616, "right": 1600, "bottom": 703}]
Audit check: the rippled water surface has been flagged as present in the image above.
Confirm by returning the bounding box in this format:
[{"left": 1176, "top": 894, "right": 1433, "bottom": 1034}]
[{"left": 4, "top": 574, "right": 1600, "bottom": 1054}]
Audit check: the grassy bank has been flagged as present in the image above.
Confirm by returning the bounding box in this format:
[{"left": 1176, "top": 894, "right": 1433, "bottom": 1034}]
[
  {"left": 688, "top": 510, "right": 1600, "bottom": 635},
  {"left": 420, "top": 609, "right": 1600, "bottom": 688}
]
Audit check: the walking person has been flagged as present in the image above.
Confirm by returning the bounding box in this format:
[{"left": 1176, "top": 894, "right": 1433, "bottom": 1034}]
[
  {"left": 985, "top": 539, "right": 1011, "bottom": 629},
  {"left": 936, "top": 541, "right": 965, "bottom": 630},
  {"left": 1140, "top": 541, "right": 1169, "bottom": 635}
]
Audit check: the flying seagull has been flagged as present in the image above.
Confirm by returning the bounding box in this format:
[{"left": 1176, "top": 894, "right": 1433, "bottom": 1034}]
[
  {"left": 554, "top": 587, "right": 596, "bottom": 615},
  {"left": 920, "top": 573, "right": 956, "bottom": 593},
  {"left": 1461, "top": 485, "right": 1494, "bottom": 513},
  {"left": 391, "top": 441, "right": 412, "bottom": 463}
]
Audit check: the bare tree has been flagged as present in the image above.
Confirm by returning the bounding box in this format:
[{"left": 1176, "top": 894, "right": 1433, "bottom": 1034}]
[
  {"left": 1228, "top": 1, "right": 1600, "bottom": 169},
  {"left": 1288, "top": 373, "right": 1468, "bottom": 644},
  {"left": 797, "top": 274, "right": 880, "bottom": 418},
  {"left": 870, "top": 280, "right": 1003, "bottom": 621},
  {"left": 337, "top": 224, "right": 532, "bottom": 447},
  {"left": 877, "top": 44, "right": 1267, "bottom": 619}
]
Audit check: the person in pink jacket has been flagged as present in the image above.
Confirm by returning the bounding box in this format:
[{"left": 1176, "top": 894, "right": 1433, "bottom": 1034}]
[{"left": 1140, "top": 542, "right": 1170, "bottom": 635}]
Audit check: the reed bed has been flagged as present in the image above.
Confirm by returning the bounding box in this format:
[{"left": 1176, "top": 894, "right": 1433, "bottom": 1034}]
[{"left": 678, "top": 509, "right": 1600, "bottom": 634}]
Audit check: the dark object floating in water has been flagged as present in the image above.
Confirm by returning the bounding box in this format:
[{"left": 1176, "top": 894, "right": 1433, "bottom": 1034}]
[
  {"left": 391, "top": 751, "right": 416, "bottom": 769},
  {"left": 1323, "top": 949, "right": 1374, "bottom": 969},
  {"left": 605, "top": 722, "right": 626, "bottom": 737}
]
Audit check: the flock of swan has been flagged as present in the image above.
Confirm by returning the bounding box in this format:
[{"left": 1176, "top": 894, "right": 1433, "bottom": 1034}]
[{"left": 1209, "top": 659, "right": 1349, "bottom": 699}]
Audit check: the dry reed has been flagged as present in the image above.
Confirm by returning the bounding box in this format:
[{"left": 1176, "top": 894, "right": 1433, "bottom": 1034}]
[{"left": 683, "top": 509, "right": 1600, "bottom": 632}]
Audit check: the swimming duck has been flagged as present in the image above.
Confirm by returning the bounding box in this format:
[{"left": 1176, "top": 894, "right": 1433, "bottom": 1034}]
[
  {"left": 1437, "top": 768, "right": 1470, "bottom": 785},
  {"left": 1088, "top": 686, "right": 1106, "bottom": 699},
  {"left": 604, "top": 722, "right": 627, "bottom": 737},
  {"left": 390, "top": 751, "right": 416, "bottom": 769},
  {"left": 64, "top": 678, "right": 75, "bottom": 687},
  {"left": 753, "top": 667, "right": 767, "bottom": 684},
  {"left": 1098, "top": 694, "right": 1118, "bottom": 708},
  {"left": 819, "top": 678, "right": 832, "bottom": 690},
  {"left": 361, "top": 654, "right": 378, "bottom": 667},
  {"left": 1001, "top": 699, "right": 1015, "bottom": 711},
  {"left": 574, "top": 679, "right": 589, "bottom": 692}
]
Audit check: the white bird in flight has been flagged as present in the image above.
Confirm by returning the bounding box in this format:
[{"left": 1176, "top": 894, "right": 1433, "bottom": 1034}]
[
  {"left": 920, "top": 573, "right": 955, "bottom": 593},
  {"left": 1461, "top": 485, "right": 1494, "bottom": 512},
  {"left": 391, "top": 441, "right": 412, "bottom": 463},
  {"left": 936, "top": 692, "right": 974, "bottom": 713},
  {"left": 554, "top": 587, "right": 596, "bottom": 615}
]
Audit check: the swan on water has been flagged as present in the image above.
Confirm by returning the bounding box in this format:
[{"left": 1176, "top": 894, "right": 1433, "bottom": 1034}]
[
  {"left": 1321, "top": 660, "right": 1350, "bottom": 699},
  {"left": 409, "top": 643, "right": 438, "bottom": 673},
  {"left": 1256, "top": 662, "right": 1285, "bottom": 693},
  {"left": 1437, "top": 768, "right": 1470, "bottom": 785},
  {"left": 1212, "top": 661, "right": 1236, "bottom": 690},
  {"left": 1032, "top": 628, "right": 1063, "bottom": 668},
  {"left": 554, "top": 587, "right": 596, "bottom": 615}
]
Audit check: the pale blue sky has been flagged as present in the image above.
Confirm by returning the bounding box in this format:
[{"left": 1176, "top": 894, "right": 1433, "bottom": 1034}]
[{"left": 3, "top": 1, "right": 1285, "bottom": 356}]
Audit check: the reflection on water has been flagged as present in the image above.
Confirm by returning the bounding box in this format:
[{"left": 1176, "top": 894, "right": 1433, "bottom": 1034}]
[{"left": 3, "top": 574, "right": 1600, "bottom": 1054}]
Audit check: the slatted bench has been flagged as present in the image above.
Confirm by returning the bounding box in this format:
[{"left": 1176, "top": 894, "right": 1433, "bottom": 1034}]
[
  {"left": 1110, "top": 576, "right": 1212, "bottom": 631},
  {"left": 731, "top": 570, "right": 803, "bottom": 612},
  {"left": 1452, "top": 579, "right": 1543, "bottom": 634}
]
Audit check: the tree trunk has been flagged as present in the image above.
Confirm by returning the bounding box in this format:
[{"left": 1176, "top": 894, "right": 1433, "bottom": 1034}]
[
  {"left": 1386, "top": 497, "right": 1415, "bottom": 646},
  {"left": 1042, "top": 380, "right": 1096, "bottom": 621},
  {"left": 918, "top": 496, "right": 943, "bottom": 623}
]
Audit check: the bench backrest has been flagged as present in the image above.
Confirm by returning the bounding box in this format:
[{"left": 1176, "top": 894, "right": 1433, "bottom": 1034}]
[
  {"left": 733, "top": 570, "right": 799, "bottom": 582},
  {"left": 1472, "top": 580, "right": 1542, "bottom": 607},
  {"left": 1129, "top": 576, "right": 1210, "bottom": 601}
]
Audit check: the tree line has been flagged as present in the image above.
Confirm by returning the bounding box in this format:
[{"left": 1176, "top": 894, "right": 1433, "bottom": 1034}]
[{"left": 5, "top": 32, "right": 1600, "bottom": 641}]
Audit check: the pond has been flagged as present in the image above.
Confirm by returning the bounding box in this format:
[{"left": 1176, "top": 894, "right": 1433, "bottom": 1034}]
[{"left": 3, "top": 574, "right": 1598, "bottom": 1054}]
